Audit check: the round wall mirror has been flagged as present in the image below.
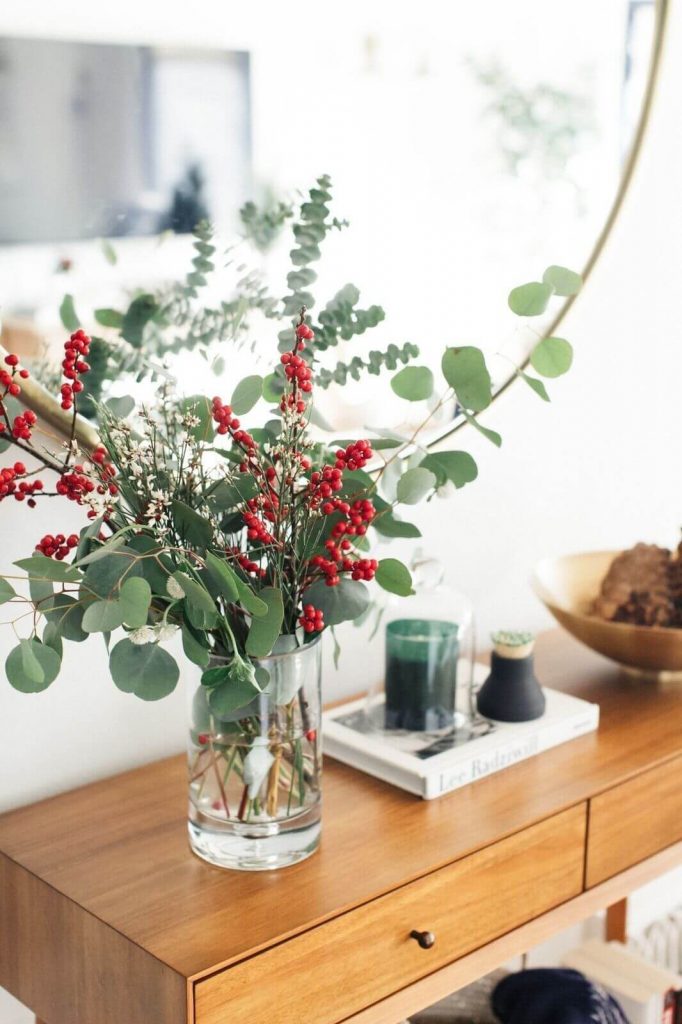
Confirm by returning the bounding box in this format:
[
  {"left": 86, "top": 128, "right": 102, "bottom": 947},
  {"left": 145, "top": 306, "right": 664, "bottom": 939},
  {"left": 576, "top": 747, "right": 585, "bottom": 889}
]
[{"left": 0, "top": 0, "right": 667, "bottom": 445}]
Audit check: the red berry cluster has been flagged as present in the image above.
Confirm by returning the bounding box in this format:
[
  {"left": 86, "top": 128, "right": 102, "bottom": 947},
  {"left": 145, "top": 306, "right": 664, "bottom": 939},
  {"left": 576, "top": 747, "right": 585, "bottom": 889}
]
[
  {"left": 11, "top": 409, "right": 37, "bottom": 442},
  {"left": 280, "top": 352, "right": 313, "bottom": 392},
  {"left": 308, "top": 465, "right": 343, "bottom": 507},
  {"left": 0, "top": 353, "right": 29, "bottom": 399},
  {"left": 243, "top": 508, "right": 274, "bottom": 544},
  {"left": 211, "top": 398, "right": 258, "bottom": 465},
  {"left": 60, "top": 330, "right": 91, "bottom": 409},
  {"left": 56, "top": 469, "right": 95, "bottom": 502},
  {"left": 330, "top": 497, "right": 376, "bottom": 539},
  {"left": 349, "top": 557, "right": 378, "bottom": 582},
  {"left": 228, "top": 547, "right": 267, "bottom": 580},
  {"left": 0, "top": 462, "right": 44, "bottom": 506},
  {"left": 334, "top": 439, "right": 373, "bottom": 472},
  {"left": 36, "top": 532, "right": 79, "bottom": 560},
  {"left": 299, "top": 603, "right": 324, "bottom": 633},
  {"left": 295, "top": 322, "right": 315, "bottom": 348},
  {"left": 89, "top": 445, "right": 117, "bottom": 482}
]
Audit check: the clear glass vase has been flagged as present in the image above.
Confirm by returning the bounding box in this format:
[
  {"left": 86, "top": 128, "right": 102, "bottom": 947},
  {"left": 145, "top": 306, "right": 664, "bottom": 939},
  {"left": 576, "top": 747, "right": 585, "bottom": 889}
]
[{"left": 187, "top": 636, "right": 322, "bottom": 871}]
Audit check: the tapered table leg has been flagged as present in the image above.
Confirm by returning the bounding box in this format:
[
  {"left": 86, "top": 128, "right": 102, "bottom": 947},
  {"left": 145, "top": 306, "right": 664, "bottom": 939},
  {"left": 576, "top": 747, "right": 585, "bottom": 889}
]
[{"left": 605, "top": 898, "right": 628, "bottom": 942}]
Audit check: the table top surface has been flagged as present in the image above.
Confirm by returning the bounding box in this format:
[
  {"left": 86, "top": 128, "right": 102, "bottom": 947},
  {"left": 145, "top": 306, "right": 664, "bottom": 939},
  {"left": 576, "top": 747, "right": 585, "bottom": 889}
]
[{"left": 1, "top": 630, "right": 681, "bottom": 982}]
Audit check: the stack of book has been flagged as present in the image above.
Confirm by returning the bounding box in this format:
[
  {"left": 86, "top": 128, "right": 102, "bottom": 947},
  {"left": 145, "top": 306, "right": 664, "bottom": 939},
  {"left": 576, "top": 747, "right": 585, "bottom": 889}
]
[
  {"left": 562, "top": 939, "right": 682, "bottom": 1024},
  {"left": 323, "top": 685, "right": 599, "bottom": 799}
]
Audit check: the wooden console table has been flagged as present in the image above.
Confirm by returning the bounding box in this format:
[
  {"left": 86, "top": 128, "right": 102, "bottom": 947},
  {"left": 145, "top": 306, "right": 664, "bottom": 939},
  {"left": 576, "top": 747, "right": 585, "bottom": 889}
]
[{"left": 1, "top": 631, "right": 682, "bottom": 1024}]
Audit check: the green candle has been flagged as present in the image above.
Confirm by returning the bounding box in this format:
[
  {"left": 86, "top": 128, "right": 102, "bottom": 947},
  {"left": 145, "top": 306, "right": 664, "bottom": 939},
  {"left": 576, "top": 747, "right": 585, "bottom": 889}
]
[{"left": 385, "top": 618, "right": 459, "bottom": 732}]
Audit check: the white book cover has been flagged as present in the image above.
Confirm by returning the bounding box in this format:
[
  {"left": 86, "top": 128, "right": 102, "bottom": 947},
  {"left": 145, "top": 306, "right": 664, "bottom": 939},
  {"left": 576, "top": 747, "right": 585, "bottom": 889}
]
[{"left": 323, "top": 676, "right": 599, "bottom": 799}]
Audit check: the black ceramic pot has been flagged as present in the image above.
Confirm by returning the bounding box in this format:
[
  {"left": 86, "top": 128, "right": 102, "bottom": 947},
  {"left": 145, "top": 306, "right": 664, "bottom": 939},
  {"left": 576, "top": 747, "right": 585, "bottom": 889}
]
[{"left": 476, "top": 651, "right": 546, "bottom": 722}]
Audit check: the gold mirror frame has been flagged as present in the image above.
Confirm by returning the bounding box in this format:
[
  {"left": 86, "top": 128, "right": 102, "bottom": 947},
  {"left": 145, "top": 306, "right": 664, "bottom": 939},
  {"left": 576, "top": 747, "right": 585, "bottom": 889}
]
[{"left": 0, "top": 0, "right": 669, "bottom": 455}]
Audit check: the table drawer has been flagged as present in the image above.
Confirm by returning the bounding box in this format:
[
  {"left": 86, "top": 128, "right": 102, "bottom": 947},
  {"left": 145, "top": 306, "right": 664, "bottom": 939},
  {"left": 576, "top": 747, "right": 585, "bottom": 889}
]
[
  {"left": 586, "top": 753, "right": 682, "bottom": 887},
  {"left": 195, "top": 804, "right": 586, "bottom": 1024}
]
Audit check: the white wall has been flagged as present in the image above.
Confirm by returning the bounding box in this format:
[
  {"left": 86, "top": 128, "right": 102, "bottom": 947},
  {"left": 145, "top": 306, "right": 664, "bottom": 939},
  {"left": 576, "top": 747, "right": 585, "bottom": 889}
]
[{"left": 1, "top": 1, "right": 681, "bottom": 1020}]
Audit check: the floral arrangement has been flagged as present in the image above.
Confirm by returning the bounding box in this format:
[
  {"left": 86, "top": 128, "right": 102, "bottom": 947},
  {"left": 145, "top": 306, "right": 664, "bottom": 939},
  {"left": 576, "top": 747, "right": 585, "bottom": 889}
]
[
  {"left": 0, "top": 275, "right": 576, "bottom": 701},
  {"left": 0, "top": 179, "right": 580, "bottom": 851}
]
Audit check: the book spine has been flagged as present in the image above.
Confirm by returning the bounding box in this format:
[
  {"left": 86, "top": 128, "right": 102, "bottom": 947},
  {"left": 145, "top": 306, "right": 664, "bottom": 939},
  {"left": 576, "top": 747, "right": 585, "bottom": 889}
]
[{"left": 429, "top": 710, "right": 598, "bottom": 798}]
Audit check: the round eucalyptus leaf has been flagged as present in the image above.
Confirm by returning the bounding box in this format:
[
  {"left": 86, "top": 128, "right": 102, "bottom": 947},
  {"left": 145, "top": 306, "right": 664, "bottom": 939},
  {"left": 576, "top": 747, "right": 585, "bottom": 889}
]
[
  {"left": 396, "top": 467, "right": 437, "bottom": 505},
  {"left": 118, "top": 577, "right": 152, "bottom": 628},
  {"left": 390, "top": 366, "right": 434, "bottom": 402},
  {"left": 302, "top": 578, "right": 370, "bottom": 626},
  {"left": 529, "top": 336, "right": 573, "bottom": 378},
  {"left": 6, "top": 639, "right": 61, "bottom": 693},
  {"left": 507, "top": 281, "right": 554, "bottom": 317},
  {"left": 82, "top": 599, "right": 126, "bottom": 634},
  {"left": 207, "top": 668, "right": 261, "bottom": 717},
  {"left": 420, "top": 451, "right": 478, "bottom": 489},
  {"left": 441, "top": 347, "right": 492, "bottom": 412},
  {"left": 375, "top": 559, "right": 415, "bottom": 597},
  {"left": 44, "top": 593, "right": 88, "bottom": 642},
  {"left": 542, "top": 265, "right": 582, "bottom": 297},
  {"left": 231, "top": 375, "right": 264, "bottom": 415},
  {"left": 109, "top": 639, "right": 179, "bottom": 700}
]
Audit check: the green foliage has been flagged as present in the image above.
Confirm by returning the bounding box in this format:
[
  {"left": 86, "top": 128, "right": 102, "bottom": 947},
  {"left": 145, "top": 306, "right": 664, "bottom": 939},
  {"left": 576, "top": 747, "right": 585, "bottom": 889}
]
[
  {"left": 390, "top": 366, "right": 434, "bottom": 401},
  {"left": 508, "top": 281, "right": 554, "bottom": 317},
  {"left": 462, "top": 410, "right": 503, "bottom": 447},
  {"left": 375, "top": 559, "right": 414, "bottom": 597},
  {"left": 0, "top": 579, "right": 15, "bottom": 605},
  {"left": 182, "top": 624, "right": 210, "bottom": 668},
  {"left": 396, "top": 467, "right": 437, "bottom": 504},
  {"left": 240, "top": 197, "right": 293, "bottom": 251},
  {"left": 110, "top": 639, "right": 179, "bottom": 700},
  {"left": 59, "top": 293, "right": 80, "bottom": 331},
  {"left": 120, "top": 294, "right": 159, "bottom": 347},
  {"left": 171, "top": 572, "right": 219, "bottom": 630},
  {"left": 206, "top": 660, "right": 260, "bottom": 715},
  {"left": 530, "top": 336, "right": 573, "bottom": 377},
  {"left": 246, "top": 588, "right": 284, "bottom": 658},
  {"left": 420, "top": 450, "right": 478, "bottom": 489},
  {"left": 94, "top": 308, "right": 123, "bottom": 329},
  {"left": 519, "top": 371, "right": 550, "bottom": 401},
  {"left": 316, "top": 343, "right": 419, "bottom": 389},
  {"left": 542, "top": 265, "right": 582, "bottom": 296},
  {"left": 6, "top": 639, "right": 61, "bottom": 693},
  {"left": 204, "top": 552, "right": 239, "bottom": 603},
  {"left": 442, "top": 347, "right": 492, "bottom": 411},
  {"left": 372, "top": 513, "right": 421, "bottom": 538},
  {"left": 231, "top": 375, "right": 263, "bottom": 415},
  {"left": 82, "top": 600, "right": 126, "bottom": 634},
  {"left": 43, "top": 594, "right": 87, "bottom": 642},
  {"left": 15, "top": 555, "right": 80, "bottom": 584},
  {"left": 302, "top": 578, "right": 370, "bottom": 626},
  {"left": 101, "top": 239, "right": 118, "bottom": 266},
  {"left": 118, "top": 578, "right": 152, "bottom": 628},
  {"left": 171, "top": 500, "right": 212, "bottom": 550}
]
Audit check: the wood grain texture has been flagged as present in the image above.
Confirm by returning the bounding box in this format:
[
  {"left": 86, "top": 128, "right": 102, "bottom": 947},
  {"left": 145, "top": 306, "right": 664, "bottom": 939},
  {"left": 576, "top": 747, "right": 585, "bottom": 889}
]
[
  {"left": 586, "top": 752, "right": 682, "bottom": 886},
  {"left": 195, "top": 806, "right": 586, "bottom": 1024},
  {"left": 339, "top": 840, "right": 682, "bottom": 1024},
  {"left": 0, "top": 853, "right": 187, "bottom": 1024},
  {"left": 0, "top": 631, "right": 681, "bottom": 989}
]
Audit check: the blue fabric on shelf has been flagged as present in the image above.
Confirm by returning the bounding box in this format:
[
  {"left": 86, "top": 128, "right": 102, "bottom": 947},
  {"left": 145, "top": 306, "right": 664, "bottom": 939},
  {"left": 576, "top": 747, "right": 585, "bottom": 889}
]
[{"left": 492, "top": 968, "right": 630, "bottom": 1024}]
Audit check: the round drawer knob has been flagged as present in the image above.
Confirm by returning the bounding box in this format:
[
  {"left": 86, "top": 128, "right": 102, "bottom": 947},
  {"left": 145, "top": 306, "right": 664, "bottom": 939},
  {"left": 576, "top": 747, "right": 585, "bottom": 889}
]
[{"left": 410, "top": 929, "right": 436, "bottom": 949}]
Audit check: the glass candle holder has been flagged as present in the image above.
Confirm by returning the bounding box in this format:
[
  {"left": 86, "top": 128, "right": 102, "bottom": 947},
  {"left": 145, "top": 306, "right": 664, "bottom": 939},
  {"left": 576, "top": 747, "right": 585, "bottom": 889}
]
[
  {"left": 365, "top": 555, "right": 476, "bottom": 737},
  {"left": 385, "top": 618, "right": 459, "bottom": 731}
]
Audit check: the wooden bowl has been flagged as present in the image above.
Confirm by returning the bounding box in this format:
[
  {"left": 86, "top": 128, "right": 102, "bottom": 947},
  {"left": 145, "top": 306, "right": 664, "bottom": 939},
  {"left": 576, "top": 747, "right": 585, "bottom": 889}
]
[{"left": 532, "top": 551, "right": 682, "bottom": 680}]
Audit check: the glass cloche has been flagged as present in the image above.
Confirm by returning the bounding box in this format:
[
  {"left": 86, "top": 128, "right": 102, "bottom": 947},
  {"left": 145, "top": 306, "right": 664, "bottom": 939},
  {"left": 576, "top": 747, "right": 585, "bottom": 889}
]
[{"left": 364, "top": 554, "right": 476, "bottom": 746}]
